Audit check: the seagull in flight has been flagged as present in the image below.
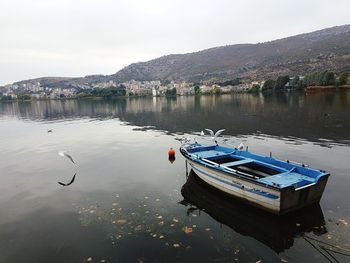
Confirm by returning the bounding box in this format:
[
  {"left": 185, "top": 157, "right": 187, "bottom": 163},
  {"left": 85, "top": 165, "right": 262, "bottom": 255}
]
[
  {"left": 58, "top": 173, "right": 76, "bottom": 186},
  {"left": 204, "top": 129, "right": 226, "bottom": 140},
  {"left": 58, "top": 151, "right": 76, "bottom": 164}
]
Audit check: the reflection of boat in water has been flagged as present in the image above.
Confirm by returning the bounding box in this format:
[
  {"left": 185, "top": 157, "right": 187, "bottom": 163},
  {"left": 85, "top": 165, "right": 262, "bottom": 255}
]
[
  {"left": 180, "top": 142, "right": 330, "bottom": 215},
  {"left": 180, "top": 171, "right": 327, "bottom": 253}
]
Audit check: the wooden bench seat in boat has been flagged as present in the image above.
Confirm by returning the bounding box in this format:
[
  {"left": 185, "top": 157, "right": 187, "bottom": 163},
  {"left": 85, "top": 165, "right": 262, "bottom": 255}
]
[{"left": 221, "top": 159, "right": 253, "bottom": 167}]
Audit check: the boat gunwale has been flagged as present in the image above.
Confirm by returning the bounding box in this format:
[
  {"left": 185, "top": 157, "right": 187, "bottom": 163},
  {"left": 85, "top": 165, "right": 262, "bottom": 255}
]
[
  {"left": 180, "top": 144, "right": 330, "bottom": 191},
  {"left": 181, "top": 147, "right": 281, "bottom": 191}
]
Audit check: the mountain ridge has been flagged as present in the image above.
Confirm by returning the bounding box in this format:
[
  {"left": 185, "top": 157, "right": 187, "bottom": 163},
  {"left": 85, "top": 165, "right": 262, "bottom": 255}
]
[
  {"left": 110, "top": 24, "right": 350, "bottom": 83},
  {"left": 3, "top": 24, "right": 350, "bottom": 89}
]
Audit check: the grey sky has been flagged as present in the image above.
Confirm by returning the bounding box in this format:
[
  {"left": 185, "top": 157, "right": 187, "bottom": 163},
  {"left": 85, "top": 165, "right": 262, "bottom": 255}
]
[{"left": 0, "top": 0, "right": 349, "bottom": 85}]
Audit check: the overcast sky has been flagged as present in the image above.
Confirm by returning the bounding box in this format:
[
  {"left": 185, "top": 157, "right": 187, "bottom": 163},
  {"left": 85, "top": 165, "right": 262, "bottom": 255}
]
[{"left": 0, "top": 0, "right": 349, "bottom": 85}]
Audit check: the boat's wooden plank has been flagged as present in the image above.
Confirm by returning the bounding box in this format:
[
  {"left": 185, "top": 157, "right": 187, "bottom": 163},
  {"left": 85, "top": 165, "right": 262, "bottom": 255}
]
[{"left": 222, "top": 159, "right": 253, "bottom": 167}]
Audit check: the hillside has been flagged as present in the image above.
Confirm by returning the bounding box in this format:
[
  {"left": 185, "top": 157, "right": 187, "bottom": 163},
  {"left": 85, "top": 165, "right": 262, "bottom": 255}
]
[
  {"left": 3, "top": 24, "right": 350, "bottom": 89},
  {"left": 111, "top": 24, "right": 350, "bottom": 82}
]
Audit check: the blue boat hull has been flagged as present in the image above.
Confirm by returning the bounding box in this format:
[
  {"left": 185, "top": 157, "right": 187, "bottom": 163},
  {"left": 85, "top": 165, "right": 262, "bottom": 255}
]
[{"left": 180, "top": 144, "right": 330, "bottom": 215}]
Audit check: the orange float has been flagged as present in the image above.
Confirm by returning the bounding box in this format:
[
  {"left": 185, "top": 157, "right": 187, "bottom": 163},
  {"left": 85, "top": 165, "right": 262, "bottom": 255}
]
[{"left": 168, "top": 148, "right": 175, "bottom": 157}]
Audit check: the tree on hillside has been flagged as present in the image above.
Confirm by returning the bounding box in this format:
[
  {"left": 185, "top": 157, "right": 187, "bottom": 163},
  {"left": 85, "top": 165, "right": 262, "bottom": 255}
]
[
  {"left": 303, "top": 71, "right": 335, "bottom": 87},
  {"left": 217, "top": 78, "right": 241, "bottom": 86},
  {"left": 262, "top": 79, "right": 275, "bottom": 91},
  {"left": 321, "top": 71, "right": 335, "bottom": 86},
  {"left": 248, "top": 84, "right": 260, "bottom": 93},
  {"left": 165, "top": 87, "right": 177, "bottom": 96},
  {"left": 336, "top": 72, "right": 350, "bottom": 86},
  {"left": 290, "top": 76, "right": 300, "bottom": 88},
  {"left": 275, "top": 75, "right": 290, "bottom": 90},
  {"left": 194, "top": 85, "right": 201, "bottom": 95},
  {"left": 212, "top": 87, "right": 222, "bottom": 95}
]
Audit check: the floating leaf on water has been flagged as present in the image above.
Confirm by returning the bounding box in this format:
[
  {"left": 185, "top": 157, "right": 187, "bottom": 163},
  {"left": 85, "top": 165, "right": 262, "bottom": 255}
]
[
  {"left": 117, "top": 219, "right": 128, "bottom": 225},
  {"left": 339, "top": 219, "right": 349, "bottom": 226},
  {"left": 183, "top": 226, "right": 193, "bottom": 234}
]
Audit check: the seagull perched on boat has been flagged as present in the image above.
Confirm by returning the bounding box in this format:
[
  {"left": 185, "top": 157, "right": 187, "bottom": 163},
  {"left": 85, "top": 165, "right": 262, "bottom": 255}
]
[
  {"left": 58, "top": 173, "right": 76, "bottom": 186},
  {"left": 237, "top": 143, "right": 244, "bottom": 150},
  {"left": 200, "top": 130, "right": 205, "bottom": 136},
  {"left": 58, "top": 151, "right": 76, "bottom": 164}
]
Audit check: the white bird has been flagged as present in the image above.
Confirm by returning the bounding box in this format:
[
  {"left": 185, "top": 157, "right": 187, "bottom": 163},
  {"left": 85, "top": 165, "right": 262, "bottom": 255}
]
[
  {"left": 205, "top": 129, "right": 226, "bottom": 140},
  {"left": 184, "top": 137, "right": 192, "bottom": 143},
  {"left": 58, "top": 151, "right": 76, "bottom": 164},
  {"left": 237, "top": 143, "right": 244, "bottom": 150},
  {"left": 200, "top": 130, "right": 205, "bottom": 136}
]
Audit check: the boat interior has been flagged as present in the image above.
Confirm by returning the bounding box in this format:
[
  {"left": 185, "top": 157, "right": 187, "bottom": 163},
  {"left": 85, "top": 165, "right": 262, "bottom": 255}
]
[
  {"left": 185, "top": 145, "right": 325, "bottom": 188},
  {"left": 207, "top": 154, "right": 282, "bottom": 179}
]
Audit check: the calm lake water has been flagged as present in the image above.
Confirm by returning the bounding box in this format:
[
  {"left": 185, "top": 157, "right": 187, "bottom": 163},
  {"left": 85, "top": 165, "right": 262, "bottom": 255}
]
[{"left": 0, "top": 92, "right": 350, "bottom": 263}]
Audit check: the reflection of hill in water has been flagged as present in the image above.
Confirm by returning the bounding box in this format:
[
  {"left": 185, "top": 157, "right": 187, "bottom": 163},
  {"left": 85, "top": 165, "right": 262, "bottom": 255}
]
[
  {"left": 180, "top": 171, "right": 327, "bottom": 253},
  {"left": 1, "top": 92, "right": 350, "bottom": 144}
]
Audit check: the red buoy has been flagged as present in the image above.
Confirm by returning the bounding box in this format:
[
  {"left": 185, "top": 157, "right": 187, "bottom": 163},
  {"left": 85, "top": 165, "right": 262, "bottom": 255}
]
[{"left": 168, "top": 148, "right": 175, "bottom": 157}]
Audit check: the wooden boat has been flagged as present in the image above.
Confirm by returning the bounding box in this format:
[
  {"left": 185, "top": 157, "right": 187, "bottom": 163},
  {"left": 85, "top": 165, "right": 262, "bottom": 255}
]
[
  {"left": 180, "top": 142, "right": 330, "bottom": 215},
  {"left": 180, "top": 171, "right": 327, "bottom": 253}
]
